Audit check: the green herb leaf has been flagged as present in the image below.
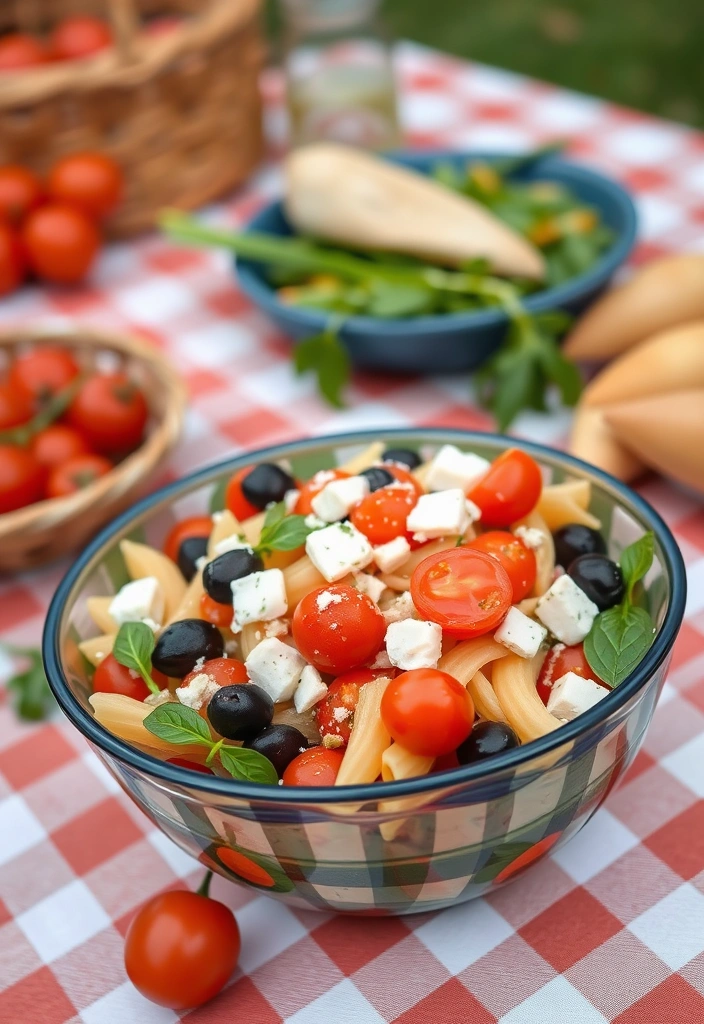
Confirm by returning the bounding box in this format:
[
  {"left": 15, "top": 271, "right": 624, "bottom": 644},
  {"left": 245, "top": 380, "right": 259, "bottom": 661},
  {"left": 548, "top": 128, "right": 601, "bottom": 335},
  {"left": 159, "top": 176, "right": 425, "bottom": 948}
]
[
  {"left": 5, "top": 647, "right": 55, "bottom": 721},
  {"left": 219, "top": 744, "right": 279, "bottom": 784},
  {"left": 257, "top": 503, "right": 313, "bottom": 555},
  {"left": 143, "top": 703, "right": 213, "bottom": 746},
  {"left": 293, "top": 329, "right": 350, "bottom": 408},
  {"left": 113, "top": 622, "right": 159, "bottom": 695},
  {"left": 584, "top": 604, "right": 655, "bottom": 687},
  {"left": 209, "top": 478, "right": 227, "bottom": 514},
  {"left": 366, "top": 280, "right": 434, "bottom": 318},
  {"left": 620, "top": 532, "right": 655, "bottom": 601},
  {"left": 263, "top": 500, "right": 287, "bottom": 531}
]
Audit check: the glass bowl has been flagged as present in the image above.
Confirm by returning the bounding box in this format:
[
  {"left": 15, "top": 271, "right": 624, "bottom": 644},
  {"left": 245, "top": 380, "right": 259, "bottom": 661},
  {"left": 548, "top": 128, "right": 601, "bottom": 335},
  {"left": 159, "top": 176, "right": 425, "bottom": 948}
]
[{"left": 43, "top": 430, "right": 686, "bottom": 915}]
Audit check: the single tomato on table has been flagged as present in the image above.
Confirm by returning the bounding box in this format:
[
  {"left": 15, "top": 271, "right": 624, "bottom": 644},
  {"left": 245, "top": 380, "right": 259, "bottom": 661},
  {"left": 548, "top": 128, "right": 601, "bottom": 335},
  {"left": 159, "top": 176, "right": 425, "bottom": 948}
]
[
  {"left": 283, "top": 746, "right": 345, "bottom": 786},
  {"left": 0, "top": 165, "right": 43, "bottom": 226},
  {"left": 468, "top": 449, "right": 542, "bottom": 528},
  {"left": 92, "top": 652, "right": 168, "bottom": 701},
  {"left": 292, "top": 584, "right": 386, "bottom": 674},
  {"left": 470, "top": 530, "right": 537, "bottom": 602},
  {"left": 0, "top": 445, "right": 45, "bottom": 513},
  {"left": 163, "top": 515, "right": 213, "bottom": 563},
  {"left": 315, "top": 667, "right": 392, "bottom": 747},
  {"left": 22, "top": 203, "right": 100, "bottom": 285},
  {"left": 0, "top": 222, "right": 26, "bottom": 297},
  {"left": 48, "top": 152, "right": 124, "bottom": 220},
  {"left": 411, "top": 547, "right": 512, "bottom": 639},
  {"left": 67, "top": 372, "right": 148, "bottom": 453},
  {"left": 46, "top": 453, "right": 112, "bottom": 497},
  {"left": 30, "top": 424, "right": 90, "bottom": 468},
  {"left": 9, "top": 346, "right": 80, "bottom": 403},
  {"left": 380, "top": 668, "right": 474, "bottom": 757}
]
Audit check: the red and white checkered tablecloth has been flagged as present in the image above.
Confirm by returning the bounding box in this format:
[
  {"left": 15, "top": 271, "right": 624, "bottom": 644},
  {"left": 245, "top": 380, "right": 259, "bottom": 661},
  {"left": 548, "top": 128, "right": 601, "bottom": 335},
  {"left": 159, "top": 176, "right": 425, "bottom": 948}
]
[{"left": 1, "top": 41, "right": 703, "bottom": 1024}]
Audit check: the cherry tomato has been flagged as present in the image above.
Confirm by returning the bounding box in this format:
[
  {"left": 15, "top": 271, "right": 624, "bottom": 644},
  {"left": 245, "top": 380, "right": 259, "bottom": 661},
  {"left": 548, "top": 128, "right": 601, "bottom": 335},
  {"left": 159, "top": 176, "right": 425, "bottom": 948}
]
[
  {"left": 0, "top": 166, "right": 43, "bottom": 226},
  {"left": 411, "top": 547, "right": 512, "bottom": 639},
  {"left": 381, "top": 668, "right": 474, "bottom": 757},
  {"left": 46, "top": 453, "right": 112, "bottom": 498},
  {"left": 0, "top": 383, "right": 33, "bottom": 431},
  {"left": 48, "top": 152, "right": 124, "bottom": 221},
  {"left": 382, "top": 461, "right": 424, "bottom": 497},
  {"left": 22, "top": 203, "right": 100, "bottom": 285},
  {"left": 0, "top": 222, "right": 26, "bottom": 297},
  {"left": 124, "top": 878, "right": 240, "bottom": 1010},
  {"left": 166, "top": 757, "right": 215, "bottom": 774},
  {"left": 282, "top": 746, "right": 345, "bottom": 786},
  {"left": 536, "top": 642, "right": 606, "bottom": 706},
  {"left": 315, "top": 668, "right": 391, "bottom": 747},
  {"left": 182, "top": 657, "right": 248, "bottom": 689},
  {"left": 292, "top": 584, "right": 386, "bottom": 674},
  {"left": 9, "top": 346, "right": 80, "bottom": 403},
  {"left": 350, "top": 484, "right": 419, "bottom": 546},
  {"left": 67, "top": 373, "right": 148, "bottom": 454},
  {"left": 50, "top": 16, "right": 113, "bottom": 61},
  {"left": 294, "top": 468, "right": 350, "bottom": 515},
  {"left": 470, "top": 530, "right": 537, "bottom": 602},
  {"left": 468, "top": 449, "right": 543, "bottom": 528},
  {"left": 30, "top": 424, "right": 90, "bottom": 468},
  {"left": 164, "top": 515, "right": 213, "bottom": 563},
  {"left": 199, "top": 593, "right": 233, "bottom": 628},
  {"left": 0, "top": 33, "right": 48, "bottom": 71},
  {"left": 93, "top": 653, "right": 167, "bottom": 701},
  {"left": 224, "top": 467, "right": 260, "bottom": 521},
  {"left": 0, "top": 445, "right": 44, "bottom": 512}
]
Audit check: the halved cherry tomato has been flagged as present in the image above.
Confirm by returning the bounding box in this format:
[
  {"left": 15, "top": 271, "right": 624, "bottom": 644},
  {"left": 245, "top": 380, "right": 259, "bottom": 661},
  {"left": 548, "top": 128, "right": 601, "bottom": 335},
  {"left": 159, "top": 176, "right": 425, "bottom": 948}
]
[
  {"left": 294, "top": 468, "right": 350, "bottom": 515},
  {"left": 30, "top": 424, "right": 90, "bottom": 468},
  {"left": 50, "top": 16, "right": 113, "bottom": 61},
  {"left": 22, "top": 203, "right": 100, "bottom": 285},
  {"left": 0, "top": 383, "right": 33, "bottom": 431},
  {"left": 93, "top": 653, "right": 168, "bottom": 701},
  {"left": 164, "top": 515, "right": 213, "bottom": 563},
  {"left": 182, "top": 657, "right": 248, "bottom": 689},
  {"left": 468, "top": 449, "right": 543, "bottom": 528},
  {"left": 350, "top": 484, "right": 419, "bottom": 546},
  {"left": 470, "top": 531, "right": 537, "bottom": 602},
  {"left": 9, "top": 346, "right": 80, "bottom": 403},
  {"left": 166, "top": 758, "right": 215, "bottom": 775},
  {"left": 48, "top": 152, "right": 124, "bottom": 221},
  {"left": 0, "top": 166, "right": 43, "bottom": 226},
  {"left": 225, "top": 467, "right": 260, "bottom": 521},
  {"left": 0, "top": 445, "right": 45, "bottom": 513},
  {"left": 380, "top": 668, "right": 474, "bottom": 757},
  {"left": 0, "top": 222, "right": 26, "bottom": 297},
  {"left": 199, "top": 593, "right": 233, "bottom": 628},
  {"left": 0, "top": 33, "right": 48, "bottom": 71},
  {"left": 381, "top": 461, "right": 424, "bottom": 497},
  {"left": 46, "top": 453, "right": 112, "bottom": 498},
  {"left": 536, "top": 642, "right": 605, "bottom": 706},
  {"left": 411, "top": 547, "right": 512, "bottom": 639},
  {"left": 292, "top": 584, "right": 386, "bottom": 674},
  {"left": 67, "top": 373, "right": 148, "bottom": 454},
  {"left": 315, "top": 667, "right": 392, "bottom": 747},
  {"left": 282, "top": 746, "right": 345, "bottom": 786}
]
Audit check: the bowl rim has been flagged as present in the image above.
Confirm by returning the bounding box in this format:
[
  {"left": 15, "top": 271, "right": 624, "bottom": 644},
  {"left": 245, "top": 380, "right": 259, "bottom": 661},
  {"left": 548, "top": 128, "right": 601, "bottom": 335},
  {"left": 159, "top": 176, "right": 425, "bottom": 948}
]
[
  {"left": 235, "top": 149, "right": 638, "bottom": 338},
  {"left": 43, "top": 428, "right": 686, "bottom": 805}
]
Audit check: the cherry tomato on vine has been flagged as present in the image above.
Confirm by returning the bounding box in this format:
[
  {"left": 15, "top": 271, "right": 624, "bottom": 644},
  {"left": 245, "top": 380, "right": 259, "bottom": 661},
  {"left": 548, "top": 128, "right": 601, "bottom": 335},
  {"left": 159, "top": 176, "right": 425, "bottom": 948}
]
[
  {"left": 315, "top": 668, "right": 391, "bottom": 747},
  {"left": 0, "top": 33, "right": 48, "bottom": 71},
  {"left": 0, "top": 222, "right": 26, "bottom": 297},
  {"left": 93, "top": 653, "right": 167, "bottom": 701},
  {"left": 182, "top": 657, "right": 248, "bottom": 689},
  {"left": 468, "top": 449, "right": 542, "bottom": 528},
  {"left": 0, "top": 165, "right": 43, "bottom": 226},
  {"left": 294, "top": 468, "right": 349, "bottom": 515},
  {"left": 225, "top": 467, "right": 260, "bottom": 521},
  {"left": 536, "top": 642, "right": 605, "bottom": 706},
  {"left": 30, "top": 424, "right": 90, "bottom": 468},
  {"left": 0, "top": 383, "right": 33, "bottom": 431},
  {"left": 199, "top": 593, "right": 233, "bottom": 628},
  {"left": 22, "top": 203, "right": 101, "bottom": 285},
  {"left": 9, "top": 346, "right": 80, "bottom": 403},
  {"left": 292, "top": 584, "right": 386, "bottom": 674},
  {"left": 0, "top": 445, "right": 45, "bottom": 513},
  {"left": 67, "top": 372, "right": 148, "bottom": 453},
  {"left": 46, "top": 453, "right": 112, "bottom": 498},
  {"left": 350, "top": 484, "right": 419, "bottom": 546},
  {"left": 48, "top": 152, "right": 124, "bottom": 220},
  {"left": 163, "top": 515, "right": 213, "bottom": 563},
  {"left": 282, "top": 746, "right": 345, "bottom": 786},
  {"left": 411, "top": 547, "right": 512, "bottom": 639},
  {"left": 381, "top": 668, "right": 474, "bottom": 757},
  {"left": 124, "top": 874, "right": 241, "bottom": 1010},
  {"left": 50, "top": 16, "right": 113, "bottom": 61},
  {"left": 470, "top": 530, "right": 537, "bottom": 602}
]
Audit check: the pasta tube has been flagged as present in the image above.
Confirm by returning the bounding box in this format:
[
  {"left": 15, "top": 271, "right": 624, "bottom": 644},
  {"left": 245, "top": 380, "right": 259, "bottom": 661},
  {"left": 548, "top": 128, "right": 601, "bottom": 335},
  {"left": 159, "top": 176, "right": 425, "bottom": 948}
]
[
  {"left": 537, "top": 480, "right": 600, "bottom": 531},
  {"left": 336, "top": 676, "right": 391, "bottom": 786},
  {"left": 439, "top": 636, "right": 509, "bottom": 723},
  {"left": 120, "top": 540, "right": 187, "bottom": 620},
  {"left": 492, "top": 653, "right": 560, "bottom": 743},
  {"left": 89, "top": 692, "right": 207, "bottom": 759},
  {"left": 165, "top": 570, "right": 205, "bottom": 627},
  {"left": 208, "top": 510, "right": 242, "bottom": 556},
  {"left": 78, "top": 633, "right": 114, "bottom": 667},
  {"left": 86, "top": 596, "right": 118, "bottom": 635},
  {"left": 283, "top": 555, "right": 327, "bottom": 607},
  {"left": 514, "top": 510, "right": 555, "bottom": 597},
  {"left": 381, "top": 742, "right": 433, "bottom": 782},
  {"left": 339, "top": 441, "right": 385, "bottom": 474}
]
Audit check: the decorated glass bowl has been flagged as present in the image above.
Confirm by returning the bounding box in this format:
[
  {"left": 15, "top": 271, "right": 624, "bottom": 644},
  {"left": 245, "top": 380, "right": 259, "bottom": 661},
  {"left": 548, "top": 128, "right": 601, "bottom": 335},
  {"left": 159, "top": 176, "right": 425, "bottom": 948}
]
[{"left": 43, "top": 430, "right": 685, "bottom": 915}]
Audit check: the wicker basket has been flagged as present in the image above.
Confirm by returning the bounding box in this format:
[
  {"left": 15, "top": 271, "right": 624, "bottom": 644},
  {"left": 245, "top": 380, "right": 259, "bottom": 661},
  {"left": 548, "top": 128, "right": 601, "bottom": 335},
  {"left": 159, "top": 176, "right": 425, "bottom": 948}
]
[
  {"left": 0, "top": 0, "right": 265, "bottom": 236},
  {"left": 0, "top": 326, "right": 185, "bottom": 572}
]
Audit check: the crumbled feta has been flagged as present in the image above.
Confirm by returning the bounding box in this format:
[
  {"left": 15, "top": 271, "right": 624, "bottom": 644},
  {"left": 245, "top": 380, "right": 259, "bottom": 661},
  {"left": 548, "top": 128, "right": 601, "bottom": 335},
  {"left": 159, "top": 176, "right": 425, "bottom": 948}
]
[
  {"left": 352, "top": 572, "right": 387, "bottom": 604},
  {"left": 406, "top": 489, "right": 471, "bottom": 539},
  {"left": 317, "top": 589, "right": 344, "bottom": 612},
  {"left": 245, "top": 637, "right": 306, "bottom": 703},
  {"left": 369, "top": 649, "right": 393, "bottom": 669},
  {"left": 264, "top": 618, "right": 289, "bottom": 639},
  {"left": 284, "top": 488, "right": 301, "bottom": 513},
  {"left": 547, "top": 671, "right": 608, "bottom": 721},
  {"left": 425, "top": 445, "right": 490, "bottom": 493},
  {"left": 385, "top": 619, "right": 443, "bottom": 670},
  {"left": 193, "top": 656, "right": 206, "bottom": 673},
  {"left": 494, "top": 606, "right": 547, "bottom": 659},
  {"left": 373, "top": 536, "right": 411, "bottom": 574},
  {"left": 293, "top": 664, "right": 328, "bottom": 713},
  {"left": 323, "top": 734, "right": 344, "bottom": 749},
  {"left": 144, "top": 689, "right": 174, "bottom": 707},
  {"left": 305, "top": 521, "right": 374, "bottom": 582},
  {"left": 176, "top": 673, "right": 220, "bottom": 711},
  {"left": 213, "top": 535, "right": 251, "bottom": 557},
  {"left": 332, "top": 706, "right": 351, "bottom": 722},
  {"left": 513, "top": 525, "right": 544, "bottom": 550},
  {"left": 382, "top": 591, "right": 416, "bottom": 624},
  {"left": 304, "top": 513, "right": 327, "bottom": 530},
  {"left": 109, "top": 576, "right": 165, "bottom": 629},
  {"left": 536, "top": 574, "right": 599, "bottom": 645},
  {"left": 231, "top": 568, "right": 288, "bottom": 628},
  {"left": 311, "top": 475, "right": 370, "bottom": 522}
]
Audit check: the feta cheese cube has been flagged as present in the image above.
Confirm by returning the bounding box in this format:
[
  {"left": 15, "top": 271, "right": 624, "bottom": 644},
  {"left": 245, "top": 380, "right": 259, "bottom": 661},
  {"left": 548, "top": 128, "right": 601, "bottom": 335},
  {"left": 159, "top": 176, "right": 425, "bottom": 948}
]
[
  {"left": 547, "top": 671, "right": 608, "bottom": 721},
  {"left": 494, "top": 606, "right": 547, "bottom": 658},
  {"left": 425, "top": 444, "right": 490, "bottom": 493},
  {"left": 264, "top": 618, "right": 289, "bottom": 639},
  {"left": 373, "top": 536, "right": 411, "bottom": 574},
  {"left": 284, "top": 488, "right": 300, "bottom": 513},
  {"left": 369, "top": 649, "right": 393, "bottom": 669},
  {"left": 536, "top": 574, "right": 599, "bottom": 645},
  {"left": 231, "top": 568, "right": 288, "bottom": 628},
  {"left": 311, "top": 475, "right": 370, "bottom": 522},
  {"left": 304, "top": 513, "right": 327, "bottom": 530},
  {"left": 245, "top": 637, "right": 306, "bottom": 703},
  {"left": 176, "top": 673, "right": 221, "bottom": 711},
  {"left": 382, "top": 590, "right": 416, "bottom": 624},
  {"left": 305, "top": 521, "right": 374, "bottom": 582},
  {"left": 406, "top": 489, "right": 471, "bottom": 540},
  {"left": 109, "top": 576, "right": 164, "bottom": 628},
  {"left": 385, "top": 619, "right": 443, "bottom": 670},
  {"left": 213, "top": 535, "right": 251, "bottom": 557},
  {"left": 294, "top": 665, "right": 328, "bottom": 713},
  {"left": 352, "top": 572, "right": 387, "bottom": 603},
  {"left": 513, "top": 525, "right": 544, "bottom": 550}
]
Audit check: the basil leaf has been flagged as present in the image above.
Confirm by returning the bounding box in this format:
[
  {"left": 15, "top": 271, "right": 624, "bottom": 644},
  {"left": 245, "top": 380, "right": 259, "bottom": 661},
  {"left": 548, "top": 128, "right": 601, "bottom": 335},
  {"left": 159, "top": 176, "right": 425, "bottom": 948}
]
[
  {"left": 113, "top": 622, "right": 159, "bottom": 694},
  {"left": 258, "top": 513, "right": 312, "bottom": 555},
  {"left": 6, "top": 647, "right": 55, "bottom": 721},
  {"left": 143, "top": 703, "right": 213, "bottom": 746},
  {"left": 219, "top": 744, "right": 279, "bottom": 784},
  {"left": 263, "top": 500, "right": 287, "bottom": 531},
  {"left": 293, "top": 329, "right": 350, "bottom": 408},
  {"left": 584, "top": 605, "right": 655, "bottom": 687},
  {"left": 620, "top": 532, "right": 654, "bottom": 600}
]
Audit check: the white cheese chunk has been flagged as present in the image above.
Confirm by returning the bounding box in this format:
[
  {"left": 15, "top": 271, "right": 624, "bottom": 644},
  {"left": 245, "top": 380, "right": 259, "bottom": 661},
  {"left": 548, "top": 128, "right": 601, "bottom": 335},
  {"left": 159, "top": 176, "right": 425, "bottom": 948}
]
[
  {"left": 369, "top": 649, "right": 393, "bottom": 669},
  {"left": 385, "top": 619, "right": 443, "bottom": 670},
  {"left": 294, "top": 664, "right": 328, "bottom": 713},
  {"left": 535, "top": 574, "right": 599, "bottom": 645},
  {"left": 245, "top": 637, "right": 306, "bottom": 703},
  {"left": 305, "top": 521, "right": 374, "bottom": 582},
  {"left": 406, "top": 489, "right": 471, "bottom": 540},
  {"left": 547, "top": 671, "right": 608, "bottom": 721},
  {"left": 304, "top": 513, "right": 327, "bottom": 530},
  {"left": 144, "top": 689, "right": 174, "bottom": 707},
  {"left": 382, "top": 591, "right": 416, "bottom": 624},
  {"left": 212, "top": 535, "right": 251, "bottom": 557},
  {"left": 373, "top": 536, "right": 411, "bottom": 574},
  {"left": 176, "top": 672, "right": 220, "bottom": 711},
  {"left": 264, "top": 618, "right": 289, "bottom": 639},
  {"left": 311, "top": 475, "right": 370, "bottom": 522},
  {"left": 513, "top": 525, "right": 544, "bottom": 550},
  {"left": 352, "top": 572, "right": 387, "bottom": 603},
  {"left": 109, "top": 576, "right": 164, "bottom": 629},
  {"left": 231, "top": 568, "right": 288, "bottom": 628},
  {"left": 425, "top": 444, "right": 490, "bottom": 493},
  {"left": 284, "top": 488, "right": 300, "bottom": 513},
  {"left": 494, "top": 606, "right": 547, "bottom": 659}
]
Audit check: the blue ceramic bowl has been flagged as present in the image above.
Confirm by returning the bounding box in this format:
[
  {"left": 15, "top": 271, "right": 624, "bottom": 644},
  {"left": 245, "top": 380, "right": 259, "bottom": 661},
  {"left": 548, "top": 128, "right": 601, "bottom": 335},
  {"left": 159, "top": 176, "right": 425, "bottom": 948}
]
[
  {"left": 235, "top": 151, "right": 638, "bottom": 375},
  {"left": 44, "top": 430, "right": 683, "bottom": 915}
]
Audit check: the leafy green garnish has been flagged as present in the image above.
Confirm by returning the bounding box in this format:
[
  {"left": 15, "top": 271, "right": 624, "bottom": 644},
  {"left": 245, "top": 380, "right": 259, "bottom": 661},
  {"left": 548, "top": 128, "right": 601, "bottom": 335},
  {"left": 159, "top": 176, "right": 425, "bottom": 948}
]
[
  {"left": 113, "top": 622, "right": 160, "bottom": 695},
  {"left": 4, "top": 647, "right": 55, "bottom": 721},
  {"left": 219, "top": 744, "right": 279, "bottom": 784},
  {"left": 620, "top": 531, "right": 655, "bottom": 602},
  {"left": 293, "top": 328, "right": 350, "bottom": 408},
  {"left": 255, "top": 501, "right": 315, "bottom": 555}
]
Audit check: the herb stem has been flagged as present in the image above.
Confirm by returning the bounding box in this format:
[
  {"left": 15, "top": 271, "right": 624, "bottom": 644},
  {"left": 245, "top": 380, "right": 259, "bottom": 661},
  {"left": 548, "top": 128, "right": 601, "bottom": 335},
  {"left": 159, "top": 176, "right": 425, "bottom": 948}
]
[
  {"left": 197, "top": 870, "right": 213, "bottom": 898},
  {"left": 206, "top": 738, "right": 225, "bottom": 765}
]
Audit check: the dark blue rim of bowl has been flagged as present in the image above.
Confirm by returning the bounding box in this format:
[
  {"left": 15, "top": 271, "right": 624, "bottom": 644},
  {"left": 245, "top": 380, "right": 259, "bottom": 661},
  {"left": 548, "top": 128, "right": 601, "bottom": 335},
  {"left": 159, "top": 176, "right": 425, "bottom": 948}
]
[
  {"left": 44, "top": 428, "right": 685, "bottom": 805},
  {"left": 235, "top": 151, "right": 638, "bottom": 337}
]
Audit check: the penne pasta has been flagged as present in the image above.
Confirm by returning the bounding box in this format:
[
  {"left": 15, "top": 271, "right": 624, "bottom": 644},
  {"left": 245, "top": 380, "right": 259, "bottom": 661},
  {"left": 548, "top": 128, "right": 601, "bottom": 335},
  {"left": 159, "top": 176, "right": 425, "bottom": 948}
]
[
  {"left": 239, "top": 621, "right": 264, "bottom": 660},
  {"left": 240, "top": 510, "right": 266, "bottom": 546},
  {"left": 381, "top": 742, "right": 433, "bottom": 782},
  {"left": 89, "top": 692, "right": 208, "bottom": 758},
  {"left": 336, "top": 676, "right": 391, "bottom": 786},
  {"left": 339, "top": 441, "right": 385, "bottom": 475},
  {"left": 120, "top": 540, "right": 187, "bottom": 620},
  {"left": 78, "top": 633, "right": 114, "bottom": 667},
  {"left": 283, "top": 554, "right": 327, "bottom": 607},
  {"left": 492, "top": 653, "right": 560, "bottom": 743},
  {"left": 207, "top": 510, "right": 242, "bottom": 557},
  {"left": 468, "top": 669, "right": 508, "bottom": 724},
  {"left": 537, "top": 480, "right": 601, "bottom": 531},
  {"left": 439, "top": 636, "right": 509, "bottom": 723},
  {"left": 86, "top": 596, "right": 118, "bottom": 635},
  {"left": 272, "top": 703, "right": 322, "bottom": 746},
  {"left": 515, "top": 510, "right": 555, "bottom": 596},
  {"left": 165, "top": 570, "right": 205, "bottom": 627}
]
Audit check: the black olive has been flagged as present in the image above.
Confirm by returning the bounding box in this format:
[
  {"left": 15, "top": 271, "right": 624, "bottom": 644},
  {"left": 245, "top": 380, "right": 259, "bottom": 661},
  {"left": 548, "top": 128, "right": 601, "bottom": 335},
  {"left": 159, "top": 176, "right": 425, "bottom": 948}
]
[
  {"left": 457, "top": 721, "right": 520, "bottom": 764},
  {"left": 382, "top": 447, "right": 421, "bottom": 470},
  {"left": 553, "top": 523, "right": 606, "bottom": 568},
  {"left": 177, "top": 536, "right": 208, "bottom": 582},
  {"left": 152, "top": 619, "right": 224, "bottom": 678},
  {"left": 243, "top": 724, "right": 309, "bottom": 778},
  {"left": 241, "top": 463, "right": 296, "bottom": 510},
  {"left": 568, "top": 553, "right": 625, "bottom": 611},
  {"left": 359, "top": 466, "right": 395, "bottom": 492},
  {"left": 207, "top": 684, "right": 273, "bottom": 741},
  {"left": 203, "top": 548, "right": 264, "bottom": 604}
]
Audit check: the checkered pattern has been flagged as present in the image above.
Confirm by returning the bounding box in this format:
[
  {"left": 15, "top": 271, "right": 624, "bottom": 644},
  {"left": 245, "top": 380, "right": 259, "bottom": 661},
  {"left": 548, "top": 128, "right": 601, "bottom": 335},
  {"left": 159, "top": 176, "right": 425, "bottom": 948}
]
[{"left": 0, "top": 41, "right": 703, "bottom": 1023}]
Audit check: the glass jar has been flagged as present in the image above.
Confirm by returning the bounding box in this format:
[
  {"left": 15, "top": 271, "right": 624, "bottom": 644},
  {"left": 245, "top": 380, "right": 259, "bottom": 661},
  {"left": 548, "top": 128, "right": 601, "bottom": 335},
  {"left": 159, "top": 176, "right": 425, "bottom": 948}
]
[{"left": 280, "top": 0, "right": 401, "bottom": 150}]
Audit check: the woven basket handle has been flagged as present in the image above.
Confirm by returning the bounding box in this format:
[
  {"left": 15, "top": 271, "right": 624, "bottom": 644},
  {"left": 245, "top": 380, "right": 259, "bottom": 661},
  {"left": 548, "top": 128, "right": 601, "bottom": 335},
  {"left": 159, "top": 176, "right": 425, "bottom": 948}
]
[{"left": 107, "top": 0, "right": 141, "bottom": 65}]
